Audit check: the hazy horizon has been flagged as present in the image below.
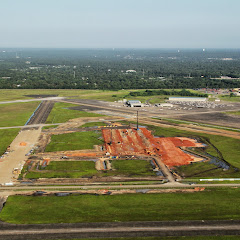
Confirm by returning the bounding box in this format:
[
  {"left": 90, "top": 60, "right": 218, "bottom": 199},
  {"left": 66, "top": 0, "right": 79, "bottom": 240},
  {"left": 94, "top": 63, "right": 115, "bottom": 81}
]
[{"left": 1, "top": 0, "right": 239, "bottom": 48}]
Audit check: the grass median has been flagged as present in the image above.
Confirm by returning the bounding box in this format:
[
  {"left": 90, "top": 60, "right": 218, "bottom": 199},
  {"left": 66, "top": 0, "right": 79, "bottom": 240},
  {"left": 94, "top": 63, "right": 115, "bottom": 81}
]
[
  {"left": 25, "top": 161, "right": 98, "bottom": 179},
  {"left": 108, "top": 160, "right": 156, "bottom": 177},
  {"left": 23, "top": 160, "right": 155, "bottom": 179},
  {"left": 45, "top": 131, "right": 103, "bottom": 152},
  {"left": 46, "top": 102, "right": 105, "bottom": 124},
  {"left": 0, "top": 102, "right": 40, "bottom": 127},
  {"left": 0, "top": 129, "right": 20, "bottom": 155},
  {"left": 1, "top": 188, "right": 240, "bottom": 224}
]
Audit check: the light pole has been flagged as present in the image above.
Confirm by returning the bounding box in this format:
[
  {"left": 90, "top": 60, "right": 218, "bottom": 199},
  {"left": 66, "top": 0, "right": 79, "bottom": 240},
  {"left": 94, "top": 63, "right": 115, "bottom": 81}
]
[{"left": 137, "top": 110, "right": 139, "bottom": 130}]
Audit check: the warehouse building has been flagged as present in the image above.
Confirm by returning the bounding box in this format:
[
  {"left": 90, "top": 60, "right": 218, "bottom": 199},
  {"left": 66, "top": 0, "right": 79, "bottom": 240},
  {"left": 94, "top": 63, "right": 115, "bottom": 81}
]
[
  {"left": 155, "top": 103, "right": 174, "bottom": 108},
  {"left": 126, "top": 100, "right": 142, "bottom": 107},
  {"left": 169, "top": 97, "right": 207, "bottom": 102}
]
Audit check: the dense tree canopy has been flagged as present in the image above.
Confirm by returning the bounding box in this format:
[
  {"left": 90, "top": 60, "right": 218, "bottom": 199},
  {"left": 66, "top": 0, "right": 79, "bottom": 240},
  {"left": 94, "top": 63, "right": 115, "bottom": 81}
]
[{"left": 0, "top": 49, "right": 240, "bottom": 90}]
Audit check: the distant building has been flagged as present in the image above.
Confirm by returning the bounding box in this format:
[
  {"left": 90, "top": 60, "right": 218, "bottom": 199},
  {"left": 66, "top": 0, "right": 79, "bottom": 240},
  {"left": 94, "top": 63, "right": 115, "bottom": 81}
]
[
  {"left": 126, "top": 70, "right": 137, "bottom": 73},
  {"left": 159, "top": 103, "right": 174, "bottom": 108},
  {"left": 29, "top": 67, "right": 42, "bottom": 70},
  {"left": 126, "top": 100, "right": 142, "bottom": 107},
  {"left": 169, "top": 97, "right": 207, "bottom": 102}
]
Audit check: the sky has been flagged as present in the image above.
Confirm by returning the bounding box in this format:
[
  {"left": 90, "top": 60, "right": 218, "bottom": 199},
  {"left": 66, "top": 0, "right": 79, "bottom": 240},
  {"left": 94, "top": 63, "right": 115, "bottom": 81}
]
[{"left": 0, "top": 0, "right": 239, "bottom": 48}]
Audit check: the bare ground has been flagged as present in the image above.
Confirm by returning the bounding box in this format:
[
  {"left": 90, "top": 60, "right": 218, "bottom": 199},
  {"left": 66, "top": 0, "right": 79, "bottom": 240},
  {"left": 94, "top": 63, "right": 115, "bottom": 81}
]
[{"left": 0, "top": 128, "right": 42, "bottom": 185}]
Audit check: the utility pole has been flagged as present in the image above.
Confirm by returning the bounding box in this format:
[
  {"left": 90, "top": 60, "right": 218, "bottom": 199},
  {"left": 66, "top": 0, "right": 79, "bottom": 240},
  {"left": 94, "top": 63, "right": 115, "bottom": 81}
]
[{"left": 137, "top": 110, "right": 139, "bottom": 130}]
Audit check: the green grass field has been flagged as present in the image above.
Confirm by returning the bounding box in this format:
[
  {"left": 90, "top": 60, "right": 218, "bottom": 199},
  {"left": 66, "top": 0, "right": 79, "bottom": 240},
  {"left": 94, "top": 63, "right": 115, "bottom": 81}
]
[
  {"left": 0, "top": 89, "right": 131, "bottom": 102},
  {"left": 25, "top": 161, "right": 98, "bottom": 179},
  {"left": 225, "top": 111, "right": 240, "bottom": 116},
  {"left": 109, "top": 160, "right": 155, "bottom": 177},
  {"left": 175, "top": 162, "right": 218, "bottom": 178},
  {"left": 219, "top": 95, "right": 240, "bottom": 102},
  {"left": 0, "top": 102, "right": 39, "bottom": 127},
  {"left": 0, "top": 89, "right": 208, "bottom": 103},
  {"left": 24, "top": 160, "right": 155, "bottom": 179},
  {"left": 0, "top": 129, "right": 20, "bottom": 155},
  {"left": 46, "top": 102, "right": 105, "bottom": 124},
  {"left": 45, "top": 131, "right": 103, "bottom": 152},
  {"left": 160, "top": 117, "right": 240, "bottom": 132},
  {"left": 42, "top": 125, "right": 59, "bottom": 130},
  {"left": 174, "top": 162, "right": 240, "bottom": 179},
  {"left": 0, "top": 89, "right": 116, "bottom": 101},
  {"left": 1, "top": 188, "right": 240, "bottom": 224}
]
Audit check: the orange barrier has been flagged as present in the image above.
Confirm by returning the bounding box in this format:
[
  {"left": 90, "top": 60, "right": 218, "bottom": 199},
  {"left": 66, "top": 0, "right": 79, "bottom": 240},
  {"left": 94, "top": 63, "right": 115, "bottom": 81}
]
[{"left": 20, "top": 142, "right": 27, "bottom": 146}]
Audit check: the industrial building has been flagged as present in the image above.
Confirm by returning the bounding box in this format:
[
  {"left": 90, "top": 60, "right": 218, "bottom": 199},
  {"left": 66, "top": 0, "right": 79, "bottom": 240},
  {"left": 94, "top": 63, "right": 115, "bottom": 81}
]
[
  {"left": 126, "top": 100, "right": 142, "bottom": 107},
  {"left": 169, "top": 97, "right": 207, "bottom": 102},
  {"left": 157, "top": 103, "right": 174, "bottom": 108}
]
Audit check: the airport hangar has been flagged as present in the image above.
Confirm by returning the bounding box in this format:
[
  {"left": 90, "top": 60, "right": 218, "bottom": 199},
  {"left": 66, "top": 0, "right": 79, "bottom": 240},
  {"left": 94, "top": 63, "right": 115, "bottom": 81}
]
[{"left": 126, "top": 100, "right": 142, "bottom": 107}]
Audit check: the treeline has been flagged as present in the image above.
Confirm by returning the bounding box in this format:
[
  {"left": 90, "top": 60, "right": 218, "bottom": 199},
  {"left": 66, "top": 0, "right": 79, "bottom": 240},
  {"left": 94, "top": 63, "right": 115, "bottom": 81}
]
[
  {"left": 129, "top": 89, "right": 208, "bottom": 97},
  {"left": 0, "top": 49, "right": 240, "bottom": 90}
]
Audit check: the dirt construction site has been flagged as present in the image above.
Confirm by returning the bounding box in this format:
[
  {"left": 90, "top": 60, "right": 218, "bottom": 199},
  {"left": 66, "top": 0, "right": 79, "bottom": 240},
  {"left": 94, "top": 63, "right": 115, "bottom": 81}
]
[
  {"left": 102, "top": 127, "right": 204, "bottom": 167},
  {"left": 18, "top": 115, "right": 207, "bottom": 184},
  {"left": 2, "top": 97, "right": 237, "bottom": 187}
]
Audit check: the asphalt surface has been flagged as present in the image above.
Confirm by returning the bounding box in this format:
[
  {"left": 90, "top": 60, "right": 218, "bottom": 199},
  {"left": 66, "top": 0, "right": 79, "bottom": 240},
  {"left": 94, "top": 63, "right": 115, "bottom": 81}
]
[
  {"left": 0, "top": 97, "right": 65, "bottom": 105},
  {"left": 0, "top": 220, "right": 240, "bottom": 239},
  {"left": 0, "top": 123, "right": 61, "bottom": 130},
  {"left": 63, "top": 99, "right": 240, "bottom": 118},
  {"left": 0, "top": 128, "right": 42, "bottom": 185},
  {"left": 61, "top": 99, "right": 240, "bottom": 139},
  {"left": 2, "top": 182, "right": 240, "bottom": 190}
]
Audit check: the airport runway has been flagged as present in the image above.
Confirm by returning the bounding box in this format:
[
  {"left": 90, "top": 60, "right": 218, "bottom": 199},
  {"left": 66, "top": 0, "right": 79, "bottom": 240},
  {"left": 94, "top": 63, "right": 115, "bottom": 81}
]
[
  {"left": 60, "top": 99, "right": 240, "bottom": 139},
  {"left": 0, "top": 220, "right": 240, "bottom": 239}
]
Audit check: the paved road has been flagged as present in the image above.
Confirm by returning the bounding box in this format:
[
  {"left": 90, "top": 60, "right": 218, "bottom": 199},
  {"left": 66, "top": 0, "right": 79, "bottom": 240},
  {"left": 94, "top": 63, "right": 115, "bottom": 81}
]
[
  {"left": 61, "top": 99, "right": 240, "bottom": 118},
  {"left": 0, "top": 123, "right": 61, "bottom": 130},
  {"left": 154, "top": 156, "right": 175, "bottom": 183},
  {"left": 2, "top": 182, "right": 240, "bottom": 191},
  {"left": 0, "top": 97, "right": 65, "bottom": 105},
  {"left": 61, "top": 99, "right": 240, "bottom": 139},
  {"left": 0, "top": 220, "right": 240, "bottom": 239},
  {"left": 140, "top": 118, "right": 240, "bottom": 139},
  {"left": 0, "top": 128, "right": 42, "bottom": 185}
]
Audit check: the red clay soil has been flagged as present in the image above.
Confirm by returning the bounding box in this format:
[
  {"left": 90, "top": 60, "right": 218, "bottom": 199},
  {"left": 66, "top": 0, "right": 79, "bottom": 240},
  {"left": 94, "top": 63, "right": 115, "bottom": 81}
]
[
  {"left": 119, "top": 130, "right": 134, "bottom": 153},
  {"left": 132, "top": 128, "right": 146, "bottom": 152},
  {"left": 166, "top": 137, "right": 203, "bottom": 148},
  {"left": 154, "top": 137, "right": 193, "bottom": 167},
  {"left": 102, "top": 127, "right": 203, "bottom": 167},
  {"left": 102, "top": 129, "right": 112, "bottom": 154}
]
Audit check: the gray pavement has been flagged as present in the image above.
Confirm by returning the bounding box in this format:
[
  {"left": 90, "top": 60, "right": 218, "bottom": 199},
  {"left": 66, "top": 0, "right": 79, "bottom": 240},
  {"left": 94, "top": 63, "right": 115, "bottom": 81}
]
[
  {"left": 2, "top": 182, "right": 240, "bottom": 191},
  {"left": 0, "top": 220, "right": 240, "bottom": 239},
  {"left": 0, "top": 128, "right": 42, "bottom": 185},
  {"left": 0, "top": 123, "right": 61, "bottom": 130},
  {"left": 0, "top": 97, "right": 65, "bottom": 105}
]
